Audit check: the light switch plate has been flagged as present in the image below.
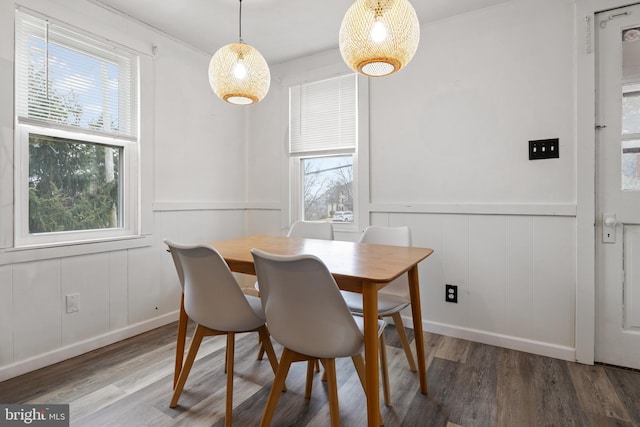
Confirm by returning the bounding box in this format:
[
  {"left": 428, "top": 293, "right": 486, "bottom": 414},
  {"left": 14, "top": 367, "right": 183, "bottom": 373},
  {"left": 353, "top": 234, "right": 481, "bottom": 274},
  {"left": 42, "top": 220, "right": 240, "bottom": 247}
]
[{"left": 529, "top": 138, "right": 559, "bottom": 160}]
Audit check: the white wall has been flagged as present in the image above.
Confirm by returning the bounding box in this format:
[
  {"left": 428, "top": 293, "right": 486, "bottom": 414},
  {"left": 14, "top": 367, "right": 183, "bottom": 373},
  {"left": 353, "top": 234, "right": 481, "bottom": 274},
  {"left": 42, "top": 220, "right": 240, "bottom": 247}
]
[
  {"left": 247, "top": 0, "right": 579, "bottom": 360},
  {"left": 0, "top": 0, "right": 249, "bottom": 380},
  {"left": 369, "top": 0, "right": 575, "bottom": 205}
]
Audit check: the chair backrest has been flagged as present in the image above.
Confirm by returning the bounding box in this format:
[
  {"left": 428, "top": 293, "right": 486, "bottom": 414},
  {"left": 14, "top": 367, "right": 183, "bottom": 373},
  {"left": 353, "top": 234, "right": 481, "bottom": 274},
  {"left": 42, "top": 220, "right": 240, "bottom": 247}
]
[
  {"left": 164, "top": 239, "right": 265, "bottom": 332},
  {"left": 287, "top": 221, "right": 334, "bottom": 240},
  {"left": 167, "top": 243, "right": 185, "bottom": 290},
  {"left": 251, "top": 248, "right": 364, "bottom": 358},
  {"left": 359, "top": 226, "right": 412, "bottom": 299}
]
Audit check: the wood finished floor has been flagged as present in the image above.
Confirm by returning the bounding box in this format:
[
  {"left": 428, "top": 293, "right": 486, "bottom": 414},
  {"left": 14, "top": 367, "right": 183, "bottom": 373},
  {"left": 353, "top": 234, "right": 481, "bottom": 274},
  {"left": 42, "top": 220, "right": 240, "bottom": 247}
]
[{"left": 1, "top": 321, "right": 639, "bottom": 427}]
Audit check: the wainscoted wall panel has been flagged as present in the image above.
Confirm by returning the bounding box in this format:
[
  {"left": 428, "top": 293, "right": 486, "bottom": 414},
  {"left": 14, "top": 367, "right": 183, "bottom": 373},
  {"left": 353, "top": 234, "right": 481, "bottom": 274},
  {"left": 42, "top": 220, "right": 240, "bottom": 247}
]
[
  {"left": 156, "top": 211, "right": 182, "bottom": 301},
  {"left": 108, "top": 251, "right": 129, "bottom": 331},
  {"left": 12, "top": 259, "right": 61, "bottom": 361},
  {"left": 469, "top": 215, "right": 508, "bottom": 334},
  {"left": 60, "top": 254, "right": 110, "bottom": 346},
  {"left": 204, "top": 210, "right": 247, "bottom": 241},
  {"left": 127, "top": 246, "right": 165, "bottom": 325},
  {"left": 172, "top": 210, "right": 246, "bottom": 244},
  {"left": 174, "top": 210, "right": 210, "bottom": 244},
  {"left": 246, "top": 210, "right": 282, "bottom": 237},
  {"left": 390, "top": 213, "right": 445, "bottom": 323},
  {"left": 0, "top": 209, "right": 251, "bottom": 381},
  {"left": 155, "top": 208, "right": 250, "bottom": 302},
  {"left": 442, "top": 214, "right": 471, "bottom": 328},
  {"left": 505, "top": 216, "right": 534, "bottom": 338},
  {"left": 0, "top": 265, "right": 12, "bottom": 365},
  {"left": 369, "top": 211, "right": 577, "bottom": 357},
  {"left": 532, "top": 216, "right": 575, "bottom": 347}
]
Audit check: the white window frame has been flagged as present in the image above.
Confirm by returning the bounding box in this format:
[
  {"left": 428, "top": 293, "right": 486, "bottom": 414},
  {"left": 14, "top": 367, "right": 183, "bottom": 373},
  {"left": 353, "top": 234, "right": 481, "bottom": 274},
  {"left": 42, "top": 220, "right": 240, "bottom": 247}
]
[
  {"left": 10, "top": 7, "right": 143, "bottom": 249},
  {"left": 286, "top": 71, "right": 369, "bottom": 233},
  {"left": 14, "top": 123, "right": 139, "bottom": 247},
  {"left": 290, "top": 151, "right": 358, "bottom": 227}
]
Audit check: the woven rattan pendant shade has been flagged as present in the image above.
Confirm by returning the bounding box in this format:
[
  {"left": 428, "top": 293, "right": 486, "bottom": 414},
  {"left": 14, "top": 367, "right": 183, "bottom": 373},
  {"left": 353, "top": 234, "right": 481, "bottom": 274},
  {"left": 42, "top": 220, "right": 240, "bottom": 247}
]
[
  {"left": 208, "top": 0, "right": 270, "bottom": 105},
  {"left": 208, "top": 42, "right": 270, "bottom": 105},
  {"left": 339, "top": 0, "right": 420, "bottom": 77}
]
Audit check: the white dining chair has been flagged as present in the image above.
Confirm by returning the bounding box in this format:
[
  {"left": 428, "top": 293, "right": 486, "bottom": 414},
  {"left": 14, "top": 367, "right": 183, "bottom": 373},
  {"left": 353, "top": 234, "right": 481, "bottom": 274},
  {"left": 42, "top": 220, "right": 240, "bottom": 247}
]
[
  {"left": 164, "top": 240, "right": 280, "bottom": 427},
  {"left": 251, "top": 248, "right": 387, "bottom": 427},
  {"left": 254, "top": 220, "right": 334, "bottom": 362},
  {"left": 287, "top": 220, "right": 335, "bottom": 239},
  {"left": 341, "top": 225, "right": 417, "bottom": 404}
]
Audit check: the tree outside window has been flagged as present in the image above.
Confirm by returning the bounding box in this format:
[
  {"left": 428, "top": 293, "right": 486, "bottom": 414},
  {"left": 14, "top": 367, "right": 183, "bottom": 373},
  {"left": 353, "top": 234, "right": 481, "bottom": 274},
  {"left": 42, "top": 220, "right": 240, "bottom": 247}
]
[{"left": 302, "top": 156, "right": 353, "bottom": 222}]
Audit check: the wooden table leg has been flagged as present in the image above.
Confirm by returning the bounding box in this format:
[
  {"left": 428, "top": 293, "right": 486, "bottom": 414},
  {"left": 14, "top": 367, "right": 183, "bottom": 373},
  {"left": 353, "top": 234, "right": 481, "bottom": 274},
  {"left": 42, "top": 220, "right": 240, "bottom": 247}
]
[
  {"left": 408, "top": 265, "right": 428, "bottom": 394},
  {"left": 362, "top": 282, "right": 380, "bottom": 426},
  {"left": 174, "top": 293, "right": 188, "bottom": 388}
]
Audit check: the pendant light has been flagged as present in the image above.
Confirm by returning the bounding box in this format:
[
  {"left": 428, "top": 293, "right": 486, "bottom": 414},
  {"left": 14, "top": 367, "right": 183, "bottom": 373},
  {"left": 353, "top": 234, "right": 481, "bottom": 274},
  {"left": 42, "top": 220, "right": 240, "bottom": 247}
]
[
  {"left": 208, "top": 0, "right": 270, "bottom": 105},
  {"left": 339, "top": 0, "right": 420, "bottom": 77}
]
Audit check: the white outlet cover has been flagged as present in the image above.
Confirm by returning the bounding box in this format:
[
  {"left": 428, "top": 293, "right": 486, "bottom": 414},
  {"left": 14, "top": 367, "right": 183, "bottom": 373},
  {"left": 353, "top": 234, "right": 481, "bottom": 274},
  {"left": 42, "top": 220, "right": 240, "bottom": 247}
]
[{"left": 66, "top": 293, "right": 79, "bottom": 313}]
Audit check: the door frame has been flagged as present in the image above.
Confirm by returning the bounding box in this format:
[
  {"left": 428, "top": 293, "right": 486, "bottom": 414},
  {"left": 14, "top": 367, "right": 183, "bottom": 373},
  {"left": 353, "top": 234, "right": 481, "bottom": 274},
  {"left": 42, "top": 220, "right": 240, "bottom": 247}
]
[{"left": 575, "top": 0, "right": 640, "bottom": 365}]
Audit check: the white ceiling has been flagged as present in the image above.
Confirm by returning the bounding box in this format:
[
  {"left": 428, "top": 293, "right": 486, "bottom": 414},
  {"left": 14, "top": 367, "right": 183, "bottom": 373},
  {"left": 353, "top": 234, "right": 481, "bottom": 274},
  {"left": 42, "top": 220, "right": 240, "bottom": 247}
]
[{"left": 89, "top": 0, "right": 510, "bottom": 65}]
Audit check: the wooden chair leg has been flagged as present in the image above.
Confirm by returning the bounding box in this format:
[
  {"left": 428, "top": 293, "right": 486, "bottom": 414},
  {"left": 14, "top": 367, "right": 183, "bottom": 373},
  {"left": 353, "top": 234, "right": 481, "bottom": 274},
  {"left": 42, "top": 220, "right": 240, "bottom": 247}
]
[
  {"left": 314, "top": 359, "right": 320, "bottom": 372},
  {"left": 260, "top": 348, "right": 295, "bottom": 427},
  {"left": 257, "top": 326, "right": 278, "bottom": 375},
  {"left": 170, "top": 324, "right": 206, "bottom": 407},
  {"left": 224, "top": 333, "right": 234, "bottom": 373},
  {"left": 351, "top": 354, "right": 366, "bottom": 387},
  {"left": 379, "top": 333, "right": 391, "bottom": 407},
  {"left": 256, "top": 341, "right": 265, "bottom": 360},
  {"left": 174, "top": 294, "right": 188, "bottom": 388},
  {"left": 305, "top": 360, "right": 315, "bottom": 398},
  {"left": 391, "top": 312, "right": 417, "bottom": 372},
  {"left": 225, "top": 332, "right": 235, "bottom": 427},
  {"left": 321, "top": 358, "right": 340, "bottom": 427},
  {"left": 257, "top": 326, "right": 286, "bottom": 392}
]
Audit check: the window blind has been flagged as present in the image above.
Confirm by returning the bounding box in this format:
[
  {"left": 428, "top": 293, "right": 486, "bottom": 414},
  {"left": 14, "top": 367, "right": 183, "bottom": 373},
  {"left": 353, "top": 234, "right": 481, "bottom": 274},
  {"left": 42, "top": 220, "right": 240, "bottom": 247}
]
[
  {"left": 289, "top": 73, "right": 357, "bottom": 154},
  {"left": 15, "top": 9, "right": 138, "bottom": 138}
]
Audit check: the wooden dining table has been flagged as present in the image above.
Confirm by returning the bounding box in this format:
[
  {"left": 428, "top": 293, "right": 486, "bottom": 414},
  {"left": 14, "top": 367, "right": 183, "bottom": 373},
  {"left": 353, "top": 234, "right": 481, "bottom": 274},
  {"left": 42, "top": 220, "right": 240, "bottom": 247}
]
[{"left": 173, "top": 234, "right": 434, "bottom": 427}]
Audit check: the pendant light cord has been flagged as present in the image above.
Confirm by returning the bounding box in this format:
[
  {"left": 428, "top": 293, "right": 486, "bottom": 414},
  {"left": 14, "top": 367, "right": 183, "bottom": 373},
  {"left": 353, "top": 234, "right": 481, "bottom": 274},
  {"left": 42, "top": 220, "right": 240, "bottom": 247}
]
[{"left": 238, "top": 0, "right": 243, "bottom": 43}]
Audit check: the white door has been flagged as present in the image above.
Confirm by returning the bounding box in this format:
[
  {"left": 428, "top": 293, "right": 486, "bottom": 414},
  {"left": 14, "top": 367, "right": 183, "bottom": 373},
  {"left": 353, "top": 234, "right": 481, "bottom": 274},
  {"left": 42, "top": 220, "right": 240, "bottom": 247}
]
[{"left": 596, "top": 4, "right": 640, "bottom": 370}]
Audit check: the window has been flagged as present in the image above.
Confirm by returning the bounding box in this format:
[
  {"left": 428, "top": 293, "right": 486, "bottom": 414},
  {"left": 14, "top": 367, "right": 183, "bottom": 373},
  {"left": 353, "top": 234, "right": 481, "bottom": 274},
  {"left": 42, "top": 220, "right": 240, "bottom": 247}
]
[
  {"left": 622, "top": 82, "right": 640, "bottom": 191},
  {"left": 14, "top": 9, "right": 139, "bottom": 246},
  {"left": 289, "top": 73, "right": 358, "bottom": 227}
]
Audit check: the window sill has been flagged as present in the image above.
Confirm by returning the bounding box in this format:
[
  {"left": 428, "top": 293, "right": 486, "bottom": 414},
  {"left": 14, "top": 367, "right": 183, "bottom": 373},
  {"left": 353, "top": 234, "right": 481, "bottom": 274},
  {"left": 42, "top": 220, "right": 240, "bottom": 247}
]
[{"left": 0, "top": 234, "right": 153, "bottom": 265}]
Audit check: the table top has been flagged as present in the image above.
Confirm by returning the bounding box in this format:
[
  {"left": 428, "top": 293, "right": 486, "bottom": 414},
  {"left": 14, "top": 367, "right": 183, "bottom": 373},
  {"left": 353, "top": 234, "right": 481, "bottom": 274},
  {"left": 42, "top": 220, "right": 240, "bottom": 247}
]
[{"left": 208, "top": 234, "right": 434, "bottom": 286}]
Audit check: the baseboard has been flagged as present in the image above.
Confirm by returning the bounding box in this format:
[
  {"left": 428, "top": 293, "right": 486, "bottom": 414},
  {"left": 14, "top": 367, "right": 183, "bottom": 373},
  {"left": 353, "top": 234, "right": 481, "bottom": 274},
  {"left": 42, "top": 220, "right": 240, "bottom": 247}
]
[
  {"left": 398, "top": 316, "right": 576, "bottom": 362},
  {"left": 0, "top": 311, "right": 179, "bottom": 382}
]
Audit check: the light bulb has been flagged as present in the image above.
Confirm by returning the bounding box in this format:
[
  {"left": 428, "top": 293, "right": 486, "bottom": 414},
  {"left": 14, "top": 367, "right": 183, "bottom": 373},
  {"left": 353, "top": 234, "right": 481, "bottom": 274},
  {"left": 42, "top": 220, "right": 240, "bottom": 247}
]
[
  {"left": 371, "top": 20, "right": 388, "bottom": 43},
  {"left": 233, "top": 62, "right": 248, "bottom": 80}
]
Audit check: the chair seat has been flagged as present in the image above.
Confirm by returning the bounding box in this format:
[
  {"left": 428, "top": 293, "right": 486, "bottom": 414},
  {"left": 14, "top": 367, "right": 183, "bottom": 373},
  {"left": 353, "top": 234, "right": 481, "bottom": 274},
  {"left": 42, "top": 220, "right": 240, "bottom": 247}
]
[
  {"left": 352, "top": 314, "right": 387, "bottom": 338},
  {"left": 195, "top": 296, "right": 266, "bottom": 333},
  {"left": 341, "top": 290, "right": 410, "bottom": 317},
  {"left": 245, "top": 294, "right": 265, "bottom": 320}
]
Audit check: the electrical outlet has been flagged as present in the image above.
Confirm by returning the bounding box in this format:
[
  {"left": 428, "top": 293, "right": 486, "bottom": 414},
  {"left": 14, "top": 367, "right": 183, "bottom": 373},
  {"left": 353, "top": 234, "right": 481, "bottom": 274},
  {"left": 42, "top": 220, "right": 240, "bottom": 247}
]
[
  {"left": 445, "top": 284, "right": 458, "bottom": 303},
  {"left": 66, "top": 293, "right": 80, "bottom": 313}
]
